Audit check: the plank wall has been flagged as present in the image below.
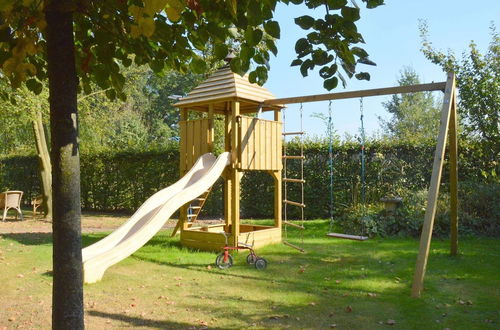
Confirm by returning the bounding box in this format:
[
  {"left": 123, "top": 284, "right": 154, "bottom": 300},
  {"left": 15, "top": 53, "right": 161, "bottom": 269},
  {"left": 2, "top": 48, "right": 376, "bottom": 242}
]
[
  {"left": 179, "top": 118, "right": 211, "bottom": 172},
  {"left": 238, "top": 116, "right": 282, "bottom": 171}
]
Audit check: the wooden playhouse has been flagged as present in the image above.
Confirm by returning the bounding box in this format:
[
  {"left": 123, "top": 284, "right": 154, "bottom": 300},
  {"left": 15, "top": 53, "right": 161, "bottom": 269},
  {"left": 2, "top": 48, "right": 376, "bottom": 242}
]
[{"left": 172, "top": 65, "right": 285, "bottom": 251}]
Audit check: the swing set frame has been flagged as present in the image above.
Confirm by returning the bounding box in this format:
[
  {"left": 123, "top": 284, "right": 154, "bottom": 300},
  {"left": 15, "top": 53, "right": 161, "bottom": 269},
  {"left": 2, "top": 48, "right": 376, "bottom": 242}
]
[{"left": 264, "top": 72, "right": 459, "bottom": 298}]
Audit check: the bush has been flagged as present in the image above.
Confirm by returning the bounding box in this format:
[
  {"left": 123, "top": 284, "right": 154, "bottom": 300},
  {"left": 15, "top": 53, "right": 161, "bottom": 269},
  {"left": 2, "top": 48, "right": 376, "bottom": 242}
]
[{"left": 0, "top": 139, "right": 497, "bottom": 237}]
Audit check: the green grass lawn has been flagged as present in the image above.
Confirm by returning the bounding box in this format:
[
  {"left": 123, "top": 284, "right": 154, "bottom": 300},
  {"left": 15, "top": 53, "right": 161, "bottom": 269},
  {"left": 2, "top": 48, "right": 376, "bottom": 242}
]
[{"left": 0, "top": 220, "right": 498, "bottom": 329}]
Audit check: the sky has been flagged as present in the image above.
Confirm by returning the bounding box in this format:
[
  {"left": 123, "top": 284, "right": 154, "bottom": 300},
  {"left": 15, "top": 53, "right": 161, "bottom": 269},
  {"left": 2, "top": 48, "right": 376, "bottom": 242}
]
[{"left": 259, "top": 0, "right": 499, "bottom": 139}]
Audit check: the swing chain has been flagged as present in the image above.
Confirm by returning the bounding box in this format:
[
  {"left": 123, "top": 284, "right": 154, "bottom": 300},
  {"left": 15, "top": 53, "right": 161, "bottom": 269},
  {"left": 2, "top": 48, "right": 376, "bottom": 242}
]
[{"left": 359, "top": 97, "right": 367, "bottom": 235}]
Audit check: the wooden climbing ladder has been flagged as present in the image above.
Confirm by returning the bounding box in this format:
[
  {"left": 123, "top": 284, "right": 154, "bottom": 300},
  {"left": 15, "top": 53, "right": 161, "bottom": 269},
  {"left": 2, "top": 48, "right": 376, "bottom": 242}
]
[
  {"left": 171, "top": 187, "right": 212, "bottom": 236},
  {"left": 282, "top": 105, "right": 306, "bottom": 252}
]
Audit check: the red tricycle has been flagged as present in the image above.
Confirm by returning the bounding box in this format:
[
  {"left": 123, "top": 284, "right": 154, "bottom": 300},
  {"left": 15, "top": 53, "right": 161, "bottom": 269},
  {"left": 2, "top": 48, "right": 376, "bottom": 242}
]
[{"left": 215, "top": 232, "right": 267, "bottom": 270}]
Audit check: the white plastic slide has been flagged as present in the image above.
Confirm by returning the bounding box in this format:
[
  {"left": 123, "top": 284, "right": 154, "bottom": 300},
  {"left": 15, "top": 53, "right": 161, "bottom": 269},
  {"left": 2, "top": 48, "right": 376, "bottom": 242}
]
[{"left": 82, "top": 152, "right": 231, "bottom": 283}]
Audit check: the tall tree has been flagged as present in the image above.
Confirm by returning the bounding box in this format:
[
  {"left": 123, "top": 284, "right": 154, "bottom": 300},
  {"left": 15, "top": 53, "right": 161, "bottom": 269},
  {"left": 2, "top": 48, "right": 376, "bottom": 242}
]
[
  {"left": 0, "top": 0, "right": 384, "bottom": 327},
  {"left": 420, "top": 22, "right": 499, "bottom": 154},
  {"left": 379, "top": 67, "right": 441, "bottom": 142}
]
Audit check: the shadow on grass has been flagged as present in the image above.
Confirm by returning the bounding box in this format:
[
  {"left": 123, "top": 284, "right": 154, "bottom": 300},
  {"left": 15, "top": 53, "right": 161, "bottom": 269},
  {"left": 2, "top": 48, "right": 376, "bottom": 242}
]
[
  {"left": 87, "top": 310, "right": 194, "bottom": 328},
  {"left": 1, "top": 232, "right": 52, "bottom": 245}
]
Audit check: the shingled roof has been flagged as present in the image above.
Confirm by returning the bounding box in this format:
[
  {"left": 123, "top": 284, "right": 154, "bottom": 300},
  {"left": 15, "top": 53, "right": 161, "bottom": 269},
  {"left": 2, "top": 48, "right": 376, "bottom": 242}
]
[{"left": 174, "top": 65, "right": 283, "bottom": 114}]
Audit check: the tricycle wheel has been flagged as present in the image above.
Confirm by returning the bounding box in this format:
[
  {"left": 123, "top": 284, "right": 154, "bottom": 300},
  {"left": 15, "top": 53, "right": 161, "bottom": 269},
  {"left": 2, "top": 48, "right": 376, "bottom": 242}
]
[
  {"left": 215, "top": 253, "right": 233, "bottom": 269},
  {"left": 246, "top": 253, "right": 257, "bottom": 265},
  {"left": 254, "top": 257, "right": 267, "bottom": 270}
]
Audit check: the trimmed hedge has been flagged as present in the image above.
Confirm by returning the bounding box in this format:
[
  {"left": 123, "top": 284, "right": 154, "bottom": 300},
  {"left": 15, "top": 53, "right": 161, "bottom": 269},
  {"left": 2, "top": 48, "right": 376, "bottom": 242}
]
[{"left": 0, "top": 140, "right": 497, "bottom": 235}]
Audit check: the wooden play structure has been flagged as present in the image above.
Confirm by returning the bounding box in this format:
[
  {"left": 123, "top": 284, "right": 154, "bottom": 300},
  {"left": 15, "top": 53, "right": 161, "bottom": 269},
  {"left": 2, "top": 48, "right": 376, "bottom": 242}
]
[
  {"left": 172, "top": 65, "right": 286, "bottom": 251},
  {"left": 171, "top": 66, "right": 458, "bottom": 298}
]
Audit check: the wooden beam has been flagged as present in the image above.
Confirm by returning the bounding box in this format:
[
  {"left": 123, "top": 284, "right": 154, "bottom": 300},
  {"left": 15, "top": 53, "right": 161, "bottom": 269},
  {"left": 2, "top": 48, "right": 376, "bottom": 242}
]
[
  {"left": 411, "top": 72, "right": 456, "bottom": 298},
  {"left": 449, "top": 91, "right": 459, "bottom": 256},
  {"left": 264, "top": 82, "right": 447, "bottom": 105},
  {"left": 231, "top": 101, "right": 240, "bottom": 245},
  {"left": 268, "top": 171, "right": 282, "bottom": 229}
]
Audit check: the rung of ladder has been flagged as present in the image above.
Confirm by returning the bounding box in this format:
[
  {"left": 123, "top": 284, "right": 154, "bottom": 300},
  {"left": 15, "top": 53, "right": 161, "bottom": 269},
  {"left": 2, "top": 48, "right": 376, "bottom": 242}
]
[
  {"left": 195, "top": 198, "right": 205, "bottom": 201},
  {"left": 283, "top": 241, "right": 305, "bottom": 253},
  {"left": 283, "top": 178, "right": 305, "bottom": 183},
  {"left": 187, "top": 214, "right": 196, "bottom": 218},
  {"left": 282, "top": 155, "right": 305, "bottom": 160},
  {"left": 283, "top": 221, "right": 305, "bottom": 230},
  {"left": 283, "top": 200, "right": 305, "bottom": 208},
  {"left": 282, "top": 131, "right": 304, "bottom": 136},
  {"left": 190, "top": 206, "right": 202, "bottom": 209}
]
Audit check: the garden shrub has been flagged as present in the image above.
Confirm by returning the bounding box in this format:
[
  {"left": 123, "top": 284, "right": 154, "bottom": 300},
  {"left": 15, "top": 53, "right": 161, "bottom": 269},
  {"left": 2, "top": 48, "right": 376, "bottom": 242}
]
[{"left": 0, "top": 139, "right": 497, "bottom": 236}]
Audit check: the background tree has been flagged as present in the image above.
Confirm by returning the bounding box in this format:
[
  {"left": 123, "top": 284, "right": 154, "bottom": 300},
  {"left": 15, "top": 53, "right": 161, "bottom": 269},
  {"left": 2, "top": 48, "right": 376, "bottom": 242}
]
[
  {"left": 0, "top": 0, "right": 384, "bottom": 327},
  {"left": 379, "top": 67, "right": 441, "bottom": 143},
  {"left": 420, "top": 22, "right": 499, "bottom": 176}
]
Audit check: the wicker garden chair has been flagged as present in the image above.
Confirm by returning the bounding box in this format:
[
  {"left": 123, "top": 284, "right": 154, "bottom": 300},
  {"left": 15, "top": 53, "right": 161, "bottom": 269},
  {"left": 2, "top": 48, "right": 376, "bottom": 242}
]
[{"left": 0, "top": 191, "right": 24, "bottom": 221}]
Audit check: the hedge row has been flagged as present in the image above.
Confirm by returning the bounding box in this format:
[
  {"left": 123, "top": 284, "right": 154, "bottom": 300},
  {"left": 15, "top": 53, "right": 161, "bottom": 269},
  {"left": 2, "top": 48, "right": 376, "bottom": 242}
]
[{"left": 0, "top": 140, "right": 495, "bottom": 221}]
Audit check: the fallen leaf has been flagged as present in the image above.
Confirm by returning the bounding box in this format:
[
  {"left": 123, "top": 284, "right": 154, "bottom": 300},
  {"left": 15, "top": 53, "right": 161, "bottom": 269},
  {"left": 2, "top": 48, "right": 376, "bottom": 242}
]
[
  {"left": 367, "top": 292, "right": 377, "bottom": 297},
  {"left": 345, "top": 305, "right": 353, "bottom": 313},
  {"left": 386, "top": 319, "right": 396, "bottom": 325},
  {"left": 130, "top": 303, "right": 136, "bottom": 307},
  {"left": 335, "top": 280, "right": 341, "bottom": 284},
  {"left": 309, "top": 302, "right": 316, "bottom": 306},
  {"left": 8, "top": 317, "right": 16, "bottom": 322},
  {"left": 16, "top": 274, "right": 24, "bottom": 278},
  {"left": 330, "top": 324, "right": 337, "bottom": 328},
  {"left": 206, "top": 265, "right": 212, "bottom": 270}
]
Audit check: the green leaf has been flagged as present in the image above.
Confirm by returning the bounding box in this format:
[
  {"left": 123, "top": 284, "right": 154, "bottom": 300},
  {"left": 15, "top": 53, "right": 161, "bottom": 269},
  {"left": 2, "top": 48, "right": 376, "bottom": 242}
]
[
  {"left": 26, "top": 79, "right": 43, "bottom": 95},
  {"left": 294, "top": 15, "right": 315, "bottom": 30},
  {"left": 300, "top": 59, "right": 313, "bottom": 77},
  {"left": 341, "top": 6, "right": 360, "bottom": 21},
  {"left": 351, "top": 47, "right": 369, "bottom": 59},
  {"left": 245, "top": 28, "right": 263, "bottom": 46},
  {"left": 366, "top": 0, "right": 384, "bottom": 9},
  {"left": 248, "top": 71, "right": 258, "bottom": 83},
  {"left": 150, "top": 59, "right": 164, "bottom": 73},
  {"left": 291, "top": 59, "right": 303, "bottom": 67},
  {"left": 240, "top": 45, "right": 255, "bottom": 62},
  {"left": 324, "top": 76, "right": 338, "bottom": 90},
  {"left": 264, "top": 20, "right": 280, "bottom": 38},
  {"left": 105, "top": 88, "right": 116, "bottom": 100},
  {"left": 266, "top": 39, "right": 278, "bottom": 56},
  {"left": 312, "top": 49, "right": 331, "bottom": 65},
  {"left": 327, "top": 0, "right": 348, "bottom": 9},
  {"left": 247, "top": 1, "right": 262, "bottom": 25},
  {"left": 189, "top": 57, "right": 207, "bottom": 74},
  {"left": 295, "top": 38, "right": 310, "bottom": 53},
  {"left": 214, "top": 44, "right": 228, "bottom": 59},
  {"left": 319, "top": 63, "right": 337, "bottom": 79},
  {"left": 355, "top": 72, "right": 371, "bottom": 80}
]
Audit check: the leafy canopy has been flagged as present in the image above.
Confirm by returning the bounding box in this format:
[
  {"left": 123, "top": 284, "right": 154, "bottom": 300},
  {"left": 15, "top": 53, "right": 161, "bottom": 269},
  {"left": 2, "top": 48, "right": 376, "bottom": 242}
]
[
  {"left": 379, "top": 67, "right": 441, "bottom": 143},
  {"left": 0, "top": 0, "right": 384, "bottom": 97},
  {"left": 419, "top": 22, "right": 499, "bottom": 148}
]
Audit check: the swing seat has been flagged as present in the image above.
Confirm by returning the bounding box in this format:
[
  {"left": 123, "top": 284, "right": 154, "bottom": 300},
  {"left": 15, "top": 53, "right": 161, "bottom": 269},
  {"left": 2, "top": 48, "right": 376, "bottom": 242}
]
[{"left": 326, "top": 232, "right": 369, "bottom": 241}]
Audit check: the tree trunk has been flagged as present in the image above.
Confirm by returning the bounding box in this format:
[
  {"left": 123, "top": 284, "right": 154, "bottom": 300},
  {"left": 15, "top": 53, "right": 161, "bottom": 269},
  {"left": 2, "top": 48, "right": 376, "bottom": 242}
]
[
  {"left": 32, "top": 111, "right": 53, "bottom": 219},
  {"left": 45, "top": 4, "right": 84, "bottom": 329}
]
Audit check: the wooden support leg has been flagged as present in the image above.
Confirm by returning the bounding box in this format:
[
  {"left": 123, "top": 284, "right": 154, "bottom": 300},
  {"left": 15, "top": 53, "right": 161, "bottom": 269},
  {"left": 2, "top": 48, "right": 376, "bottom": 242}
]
[
  {"left": 411, "top": 73, "right": 455, "bottom": 298},
  {"left": 449, "top": 94, "right": 459, "bottom": 256}
]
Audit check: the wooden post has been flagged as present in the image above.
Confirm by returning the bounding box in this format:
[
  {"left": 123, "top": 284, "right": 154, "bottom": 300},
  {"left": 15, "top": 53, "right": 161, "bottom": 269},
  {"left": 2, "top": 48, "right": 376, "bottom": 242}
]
[
  {"left": 231, "top": 101, "right": 240, "bottom": 245},
  {"left": 224, "top": 110, "right": 232, "bottom": 228},
  {"left": 178, "top": 109, "right": 189, "bottom": 233},
  {"left": 273, "top": 109, "right": 282, "bottom": 230},
  {"left": 449, "top": 91, "right": 459, "bottom": 256},
  {"left": 208, "top": 104, "right": 214, "bottom": 153},
  {"left": 411, "top": 72, "right": 456, "bottom": 298}
]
